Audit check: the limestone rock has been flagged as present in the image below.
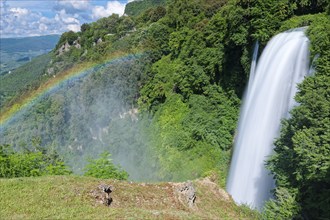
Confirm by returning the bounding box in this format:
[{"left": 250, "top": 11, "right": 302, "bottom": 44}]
[
  {"left": 90, "top": 184, "right": 114, "bottom": 207},
  {"left": 176, "top": 181, "right": 196, "bottom": 208}
]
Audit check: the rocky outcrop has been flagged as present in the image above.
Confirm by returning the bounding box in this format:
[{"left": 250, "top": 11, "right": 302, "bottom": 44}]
[
  {"left": 97, "top": 38, "right": 103, "bottom": 44},
  {"left": 47, "top": 67, "right": 54, "bottom": 75},
  {"left": 90, "top": 184, "right": 114, "bottom": 207},
  {"left": 196, "top": 177, "right": 230, "bottom": 202},
  {"left": 119, "top": 108, "right": 138, "bottom": 121},
  {"left": 57, "top": 38, "right": 81, "bottom": 56},
  {"left": 175, "top": 181, "right": 196, "bottom": 208},
  {"left": 73, "top": 38, "right": 81, "bottom": 49},
  {"left": 57, "top": 41, "right": 71, "bottom": 56}
]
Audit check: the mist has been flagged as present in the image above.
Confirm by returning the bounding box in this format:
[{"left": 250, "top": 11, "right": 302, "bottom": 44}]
[{"left": 0, "top": 55, "right": 161, "bottom": 181}]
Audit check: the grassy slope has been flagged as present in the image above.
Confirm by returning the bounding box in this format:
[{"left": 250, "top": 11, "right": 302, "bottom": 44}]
[{"left": 0, "top": 175, "right": 259, "bottom": 219}]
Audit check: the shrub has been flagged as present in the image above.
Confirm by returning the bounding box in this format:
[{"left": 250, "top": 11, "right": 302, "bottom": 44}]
[{"left": 83, "top": 152, "right": 129, "bottom": 180}]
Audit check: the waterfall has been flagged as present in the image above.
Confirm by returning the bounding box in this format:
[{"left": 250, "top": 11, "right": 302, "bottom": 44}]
[{"left": 226, "top": 29, "right": 310, "bottom": 210}]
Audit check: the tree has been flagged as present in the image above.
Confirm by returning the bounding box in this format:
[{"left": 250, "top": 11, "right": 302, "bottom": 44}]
[
  {"left": 56, "top": 31, "right": 78, "bottom": 48},
  {"left": 263, "top": 187, "right": 300, "bottom": 219},
  {"left": 267, "top": 14, "right": 330, "bottom": 219},
  {"left": 0, "top": 144, "right": 71, "bottom": 178},
  {"left": 84, "top": 152, "right": 129, "bottom": 180}
]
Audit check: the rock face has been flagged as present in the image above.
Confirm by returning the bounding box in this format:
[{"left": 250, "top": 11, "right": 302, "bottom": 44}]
[
  {"left": 119, "top": 108, "right": 138, "bottom": 121},
  {"left": 97, "top": 38, "right": 103, "bottom": 44},
  {"left": 57, "top": 42, "right": 71, "bottom": 56},
  {"left": 57, "top": 38, "right": 81, "bottom": 56},
  {"left": 64, "top": 42, "right": 71, "bottom": 52},
  {"left": 47, "top": 67, "right": 54, "bottom": 75},
  {"left": 73, "top": 38, "right": 81, "bottom": 49},
  {"left": 175, "top": 181, "right": 196, "bottom": 208}
]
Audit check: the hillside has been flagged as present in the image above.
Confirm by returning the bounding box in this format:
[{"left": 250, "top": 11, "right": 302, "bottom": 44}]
[
  {"left": 0, "top": 53, "right": 51, "bottom": 109},
  {"left": 0, "top": 0, "right": 329, "bottom": 218},
  {"left": 0, "top": 175, "right": 259, "bottom": 219},
  {"left": 124, "top": 0, "right": 166, "bottom": 17},
  {"left": 0, "top": 35, "right": 60, "bottom": 75}
]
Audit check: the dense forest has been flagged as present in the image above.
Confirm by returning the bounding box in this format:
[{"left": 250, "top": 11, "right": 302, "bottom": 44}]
[{"left": 0, "top": 0, "right": 329, "bottom": 218}]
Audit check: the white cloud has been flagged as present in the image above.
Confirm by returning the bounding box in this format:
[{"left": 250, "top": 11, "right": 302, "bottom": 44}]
[
  {"left": 54, "top": 0, "right": 91, "bottom": 15},
  {"left": 53, "top": 0, "right": 92, "bottom": 29},
  {"left": 0, "top": 5, "right": 48, "bottom": 37},
  {"left": 0, "top": 4, "right": 79, "bottom": 37},
  {"left": 0, "top": 0, "right": 132, "bottom": 38},
  {"left": 39, "top": 23, "right": 48, "bottom": 31},
  {"left": 54, "top": 9, "right": 81, "bottom": 32},
  {"left": 0, "top": 0, "right": 9, "bottom": 14},
  {"left": 58, "top": 0, "right": 90, "bottom": 11},
  {"left": 67, "top": 24, "right": 81, "bottom": 32},
  {"left": 92, "top": 1, "right": 126, "bottom": 19},
  {"left": 9, "top": 7, "right": 29, "bottom": 16}
]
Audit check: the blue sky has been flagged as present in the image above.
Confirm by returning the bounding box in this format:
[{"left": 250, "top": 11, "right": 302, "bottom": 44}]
[{"left": 0, "top": 0, "right": 134, "bottom": 38}]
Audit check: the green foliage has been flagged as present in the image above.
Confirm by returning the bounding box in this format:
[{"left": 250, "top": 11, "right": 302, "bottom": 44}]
[
  {"left": 0, "top": 53, "right": 51, "bottom": 109},
  {"left": 262, "top": 187, "right": 300, "bottom": 219},
  {"left": 290, "top": 0, "right": 329, "bottom": 15},
  {"left": 56, "top": 31, "right": 78, "bottom": 49},
  {"left": 267, "top": 14, "right": 330, "bottom": 219},
  {"left": 84, "top": 152, "right": 128, "bottom": 180},
  {"left": 139, "top": 22, "right": 171, "bottom": 60},
  {"left": 124, "top": 0, "right": 166, "bottom": 17},
  {"left": 140, "top": 6, "right": 167, "bottom": 23},
  {"left": 145, "top": 86, "right": 239, "bottom": 181},
  {"left": 53, "top": 14, "right": 138, "bottom": 66},
  {"left": 1, "top": 4, "right": 329, "bottom": 218},
  {"left": 0, "top": 144, "right": 71, "bottom": 178}
]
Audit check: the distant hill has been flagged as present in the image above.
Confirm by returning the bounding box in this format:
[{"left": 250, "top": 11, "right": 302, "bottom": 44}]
[
  {"left": 0, "top": 35, "right": 60, "bottom": 53},
  {"left": 0, "top": 53, "right": 51, "bottom": 108},
  {"left": 0, "top": 35, "right": 60, "bottom": 75}
]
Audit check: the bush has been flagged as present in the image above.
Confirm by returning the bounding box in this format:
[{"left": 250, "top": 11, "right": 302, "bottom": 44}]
[
  {"left": 263, "top": 188, "right": 300, "bottom": 219},
  {"left": 0, "top": 144, "right": 71, "bottom": 178},
  {"left": 83, "top": 152, "right": 129, "bottom": 180}
]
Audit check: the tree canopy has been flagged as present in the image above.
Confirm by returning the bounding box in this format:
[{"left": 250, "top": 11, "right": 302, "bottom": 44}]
[{"left": 0, "top": 0, "right": 329, "bottom": 217}]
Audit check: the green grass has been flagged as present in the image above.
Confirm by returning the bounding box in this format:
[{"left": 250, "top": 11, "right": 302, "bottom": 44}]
[{"left": 0, "top": 175, "right": 260, "bottom": 219}]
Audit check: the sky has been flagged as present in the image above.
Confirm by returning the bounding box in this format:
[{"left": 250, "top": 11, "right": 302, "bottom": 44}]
[{"left": 0, "top": 0, "right": 135, "bottom": 38}]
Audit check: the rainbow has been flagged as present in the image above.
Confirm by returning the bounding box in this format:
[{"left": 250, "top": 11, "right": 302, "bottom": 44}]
[{"left": 0, "top": 52, "right": 143, "bottom": 131}]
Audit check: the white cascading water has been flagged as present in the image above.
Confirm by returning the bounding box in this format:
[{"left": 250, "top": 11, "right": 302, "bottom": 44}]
[{"left": 226, "top": 28, "right": 310, "bottom": 210}]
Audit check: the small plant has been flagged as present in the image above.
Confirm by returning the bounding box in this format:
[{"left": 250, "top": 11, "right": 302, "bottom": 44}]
[{"left": 84, "top": 152, "right": 129, "bottom": 180}]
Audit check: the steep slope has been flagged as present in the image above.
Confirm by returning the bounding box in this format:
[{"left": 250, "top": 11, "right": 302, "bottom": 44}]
[
  {"left": 0, "top": 0, "right": 329, "bottom": 217},
  {"left": 0, "top": 53, "right": 51, "bottom": 109}
]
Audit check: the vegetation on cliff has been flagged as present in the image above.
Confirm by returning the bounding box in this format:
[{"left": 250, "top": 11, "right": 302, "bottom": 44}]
[{"left": 0, "top": 0, "right": 329, "bottom": 218}]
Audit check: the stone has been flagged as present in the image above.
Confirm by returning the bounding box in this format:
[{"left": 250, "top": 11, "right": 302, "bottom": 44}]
[
  {"left": 176, "top": 181, "right": 196, "bottom": 208},
  {"left": 90, "top": 184, "right": 114, "bottom": 207}
]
